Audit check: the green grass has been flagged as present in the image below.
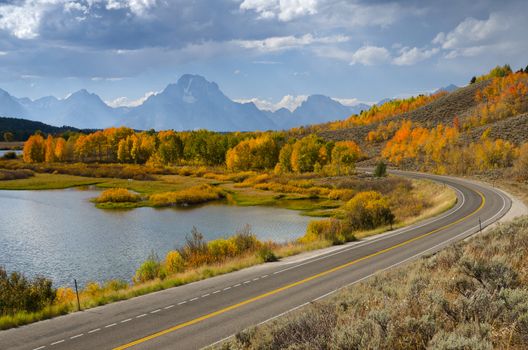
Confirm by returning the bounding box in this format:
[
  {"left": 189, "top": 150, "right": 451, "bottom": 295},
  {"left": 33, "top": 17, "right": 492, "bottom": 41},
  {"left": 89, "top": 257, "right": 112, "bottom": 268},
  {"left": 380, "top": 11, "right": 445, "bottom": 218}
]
[
  {"left": 96, "top": 175, "right": 212, "bottom": 194},
  {"left": 0, "top": 173, "right": 105, "bottom": 190},
  {"left": 222, "top": 183, "right": 342, "bottom": 215}
]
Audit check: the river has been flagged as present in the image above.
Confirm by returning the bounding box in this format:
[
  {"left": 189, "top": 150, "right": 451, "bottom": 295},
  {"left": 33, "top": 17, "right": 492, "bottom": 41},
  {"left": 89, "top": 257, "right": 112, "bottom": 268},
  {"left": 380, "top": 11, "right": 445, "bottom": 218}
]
[{"left": 0, "top": 189, "right": 312, "bottom": 288}]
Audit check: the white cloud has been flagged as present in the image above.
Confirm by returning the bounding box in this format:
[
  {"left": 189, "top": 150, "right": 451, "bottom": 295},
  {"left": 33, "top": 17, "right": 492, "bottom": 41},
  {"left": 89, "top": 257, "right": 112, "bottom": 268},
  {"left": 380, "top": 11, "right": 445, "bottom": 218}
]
[
  {"left": 332, "top": 98, "right": 372, "bottom": 107},
  {"left": 430, "top": 13, "right": 523, "bottom": 59},
  {"left": 392, "top": 47, "right": 439, "bottom": 66},
  {"left": 433, "top": 14, "right": 507, "bottom": 50},
  {"left": 349, "top": 45, "right": 391, "bottom": 66},
  {"left": 234, "top": 33, "right": 348, "bottom": 52},
  {"left": 64, "top": 1, "right": 88, "bottom": 13},
  {"left": 275, "top": 94, "right": 308, "bottom": 111},
  {"left": 235, "top": 94, "right": 308, "bottom": 112},
  {"left": 106, "top": 91, "right": 156, "bottom": 107},
  {"left": 106, "top": 0, "right": 157, "bottom": 16},
  {"left": 0, "top": 0, "right": 61, "bottom": 39},
  {"left": 240, "top": 0, "right": 318, "bottom": 22},
  {"left": 235, "top": 97, "right": 276, "bottom": 111},
  {"left": 0, "top": 0, "right": 156, "bottom": 39}
]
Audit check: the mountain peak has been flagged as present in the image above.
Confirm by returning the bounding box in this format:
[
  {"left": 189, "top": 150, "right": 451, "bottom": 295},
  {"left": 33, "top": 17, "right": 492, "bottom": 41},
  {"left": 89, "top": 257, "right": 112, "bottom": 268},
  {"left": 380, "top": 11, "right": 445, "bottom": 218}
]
[{"left": 177, "top": 74, "right": 220, "bottom": 92}]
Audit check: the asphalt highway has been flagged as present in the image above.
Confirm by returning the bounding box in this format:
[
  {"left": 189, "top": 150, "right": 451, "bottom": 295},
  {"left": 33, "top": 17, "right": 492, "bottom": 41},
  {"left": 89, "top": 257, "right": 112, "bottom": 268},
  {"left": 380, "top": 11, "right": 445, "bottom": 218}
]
[{"left": 0, "top": 170, "right": 512, "bottom": 350}]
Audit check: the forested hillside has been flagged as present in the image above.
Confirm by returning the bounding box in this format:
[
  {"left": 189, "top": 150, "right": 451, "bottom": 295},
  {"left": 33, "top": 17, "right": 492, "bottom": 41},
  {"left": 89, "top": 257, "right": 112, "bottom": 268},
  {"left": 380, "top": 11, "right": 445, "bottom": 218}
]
[{"left": 0, "top": 117, "right": 82, "bottom": 141}]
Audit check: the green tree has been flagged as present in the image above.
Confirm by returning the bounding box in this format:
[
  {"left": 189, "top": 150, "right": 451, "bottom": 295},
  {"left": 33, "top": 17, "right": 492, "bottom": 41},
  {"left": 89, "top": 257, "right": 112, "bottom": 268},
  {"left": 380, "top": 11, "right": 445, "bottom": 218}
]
[
  {"left": 470, "top": 76, "right": 477, "bottom": 84},
  {"left": 374, "top": 160, "right": 387, "bottom": 177}
]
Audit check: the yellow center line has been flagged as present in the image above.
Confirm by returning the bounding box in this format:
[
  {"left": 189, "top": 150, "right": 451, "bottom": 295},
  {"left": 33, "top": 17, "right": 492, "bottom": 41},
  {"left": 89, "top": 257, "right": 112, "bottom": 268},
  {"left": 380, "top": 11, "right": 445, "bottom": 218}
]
[{"left": 113, "top": 189, "right": 485, "bottom": 350}]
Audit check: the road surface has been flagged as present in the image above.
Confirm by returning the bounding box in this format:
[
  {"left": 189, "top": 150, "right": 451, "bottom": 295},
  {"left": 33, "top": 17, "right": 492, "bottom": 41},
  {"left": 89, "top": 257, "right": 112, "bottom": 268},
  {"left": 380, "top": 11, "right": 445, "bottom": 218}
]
[{"left": 1, "top": 171, "right": 512, "bottom": 350}]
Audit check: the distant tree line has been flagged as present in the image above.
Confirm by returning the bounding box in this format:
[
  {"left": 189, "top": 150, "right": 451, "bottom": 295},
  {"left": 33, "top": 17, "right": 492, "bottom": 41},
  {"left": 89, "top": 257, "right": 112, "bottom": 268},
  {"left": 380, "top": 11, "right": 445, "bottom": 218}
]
[{"left": 0, "top": 116, "right": 85, "bottom": 141}]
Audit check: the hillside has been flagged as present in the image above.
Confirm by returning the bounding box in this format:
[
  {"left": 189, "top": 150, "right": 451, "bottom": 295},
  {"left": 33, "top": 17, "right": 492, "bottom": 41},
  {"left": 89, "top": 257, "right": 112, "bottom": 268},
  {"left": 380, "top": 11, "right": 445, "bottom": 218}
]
[
  {"left": 318, "top": 80, "right": 489, "bottom": 147},
  {"left": 0, "top": 117, "right": 82, "bottom": 141},
  {"left": 316, "top": 70, "right": 528, "bottom": 172}
]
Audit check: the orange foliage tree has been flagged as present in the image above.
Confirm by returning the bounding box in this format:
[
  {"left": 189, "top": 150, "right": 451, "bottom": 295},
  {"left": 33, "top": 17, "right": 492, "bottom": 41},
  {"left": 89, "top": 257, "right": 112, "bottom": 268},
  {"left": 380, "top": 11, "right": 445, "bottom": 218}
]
[
  {"left": 23, "top": 134, "right": 45, "bottom": 163},
  {"left": 468, "top": 70, "right": 528, "bottom": 128}
]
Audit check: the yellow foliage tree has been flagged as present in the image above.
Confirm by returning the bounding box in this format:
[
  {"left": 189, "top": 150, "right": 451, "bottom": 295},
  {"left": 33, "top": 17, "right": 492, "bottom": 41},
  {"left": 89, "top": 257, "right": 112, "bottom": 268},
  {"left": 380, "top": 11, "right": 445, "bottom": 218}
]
[
  {"left": 23, "top": 134, "right": 45, "bottom": 163},
  {"left": 329, "top": 141, "right": 363, "bottom": 175},
  {"left": 44, "top": 135, "right": 55, "bottom": 162}
]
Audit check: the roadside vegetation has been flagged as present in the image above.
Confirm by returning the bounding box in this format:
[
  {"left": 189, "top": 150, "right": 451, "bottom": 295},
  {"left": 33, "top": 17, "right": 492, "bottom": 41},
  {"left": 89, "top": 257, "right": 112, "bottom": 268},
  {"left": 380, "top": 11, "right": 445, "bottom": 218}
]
[{"left": 216, "top": 217, "right": 528, "bottom": 350}]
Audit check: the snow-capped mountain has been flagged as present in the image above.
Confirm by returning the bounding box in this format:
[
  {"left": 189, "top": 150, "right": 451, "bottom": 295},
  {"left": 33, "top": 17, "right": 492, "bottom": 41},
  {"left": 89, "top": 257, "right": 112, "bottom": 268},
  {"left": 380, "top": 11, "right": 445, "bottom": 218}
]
[
  {"left": 0, "top": 75, "right": 375, "bottom": 131},
  {"left": 121, "top": 74, "right": 275, "bottom": 131}
]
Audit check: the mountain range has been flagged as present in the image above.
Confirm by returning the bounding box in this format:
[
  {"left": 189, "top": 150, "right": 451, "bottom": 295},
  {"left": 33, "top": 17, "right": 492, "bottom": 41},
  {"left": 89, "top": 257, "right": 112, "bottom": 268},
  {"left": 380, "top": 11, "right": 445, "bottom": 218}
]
[{"left": 0, "top": 75, "right": 370, "bottom": 131}]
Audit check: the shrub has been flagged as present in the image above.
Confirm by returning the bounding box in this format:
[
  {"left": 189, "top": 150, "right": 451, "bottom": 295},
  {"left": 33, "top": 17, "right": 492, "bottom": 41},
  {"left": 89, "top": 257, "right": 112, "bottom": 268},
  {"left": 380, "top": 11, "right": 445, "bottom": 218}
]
[
  {"left": 1, "top": 151, "right": 17, "bottom": 160},
  {"left": 0, "top": 267, "right": 55, "bottom": 316},
  {"left": 208, "top": 239, "right": 238, "bottom": 262},
  {"left": 343, "top": 191, "right": 395, "bottom": 230},
  {"left": 327, "top": 189, "right": 356, "bottom": 201},
  {"left": 178, "top": 227, "right": 211, "bottom": 267},
  {"left": 374, "top": 160, "right": 387, "bottom": 177},
  {"left": 164, "top": 251, "right": 185, "bottom": 274},
  {"left": 230, "top": 225, "right": 261, "bottom": 253},
  {"left": 94, "top": 188, "right": 141, "bottom": 203},
  {"left": 149, "top": 184, "right": 224, "bottom": 207},
  {"left": 133, "top": 254, "right": 161, "bottom": 283},
  {"left": 301, "top": 218, "right": 354, "bottom": 245},
  {"left": 257, "top": 245, "right": 278, "bottom": 262},
  {"left": 83, "top": 282, "right": 102, "bottom": 297},
  {"left": 55, "top": 287, "right": 75, "bottom": 305},
  {"left": 0, "top": 169, "right": 34, "bottom": 181}
]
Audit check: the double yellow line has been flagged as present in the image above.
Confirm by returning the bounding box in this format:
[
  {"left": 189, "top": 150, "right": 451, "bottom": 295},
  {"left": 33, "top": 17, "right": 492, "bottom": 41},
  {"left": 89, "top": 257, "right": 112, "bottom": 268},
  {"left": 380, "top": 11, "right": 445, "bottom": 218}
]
[{"left": 114, "top": 190, "right": 485, "bottom": 350}]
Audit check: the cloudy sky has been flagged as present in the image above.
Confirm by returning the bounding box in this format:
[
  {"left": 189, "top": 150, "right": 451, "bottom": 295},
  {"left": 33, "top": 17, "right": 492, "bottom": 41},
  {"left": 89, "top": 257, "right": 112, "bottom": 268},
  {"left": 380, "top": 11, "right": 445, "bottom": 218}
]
[{"left": 0, "top": 0, "right": 526, "bottom": 109}]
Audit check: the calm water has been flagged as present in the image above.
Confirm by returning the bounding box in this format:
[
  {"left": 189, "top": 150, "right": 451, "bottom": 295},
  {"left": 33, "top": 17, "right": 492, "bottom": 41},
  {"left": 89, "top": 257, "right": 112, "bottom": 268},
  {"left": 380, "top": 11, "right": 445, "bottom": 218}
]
[
  {"left": 0, "top": 189, "right": 312, "bottom": 287},
  {"left": 0, "top": 150, "right": 23, "bottom": 156}
]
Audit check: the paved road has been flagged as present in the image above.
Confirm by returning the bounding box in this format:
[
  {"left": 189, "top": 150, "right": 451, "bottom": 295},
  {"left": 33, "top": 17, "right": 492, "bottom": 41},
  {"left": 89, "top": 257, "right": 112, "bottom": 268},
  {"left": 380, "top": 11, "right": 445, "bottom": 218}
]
[{"left": 1, "top": 171, "right": 512, "bottom": 350}]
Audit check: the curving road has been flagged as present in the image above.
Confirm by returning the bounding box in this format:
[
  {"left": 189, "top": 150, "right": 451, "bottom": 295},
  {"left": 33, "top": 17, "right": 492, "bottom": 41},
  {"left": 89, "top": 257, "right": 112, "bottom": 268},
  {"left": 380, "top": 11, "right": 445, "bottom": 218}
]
[{"left": 1, "top": 171, "right": 512, "bottom": 350}]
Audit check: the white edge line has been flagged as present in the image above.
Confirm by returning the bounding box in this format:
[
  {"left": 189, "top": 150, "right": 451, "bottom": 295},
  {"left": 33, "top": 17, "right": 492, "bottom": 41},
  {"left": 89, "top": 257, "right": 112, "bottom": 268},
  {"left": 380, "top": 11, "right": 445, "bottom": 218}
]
[{"left": 203, "top": 185, "right": 509, "bottom": 350}]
